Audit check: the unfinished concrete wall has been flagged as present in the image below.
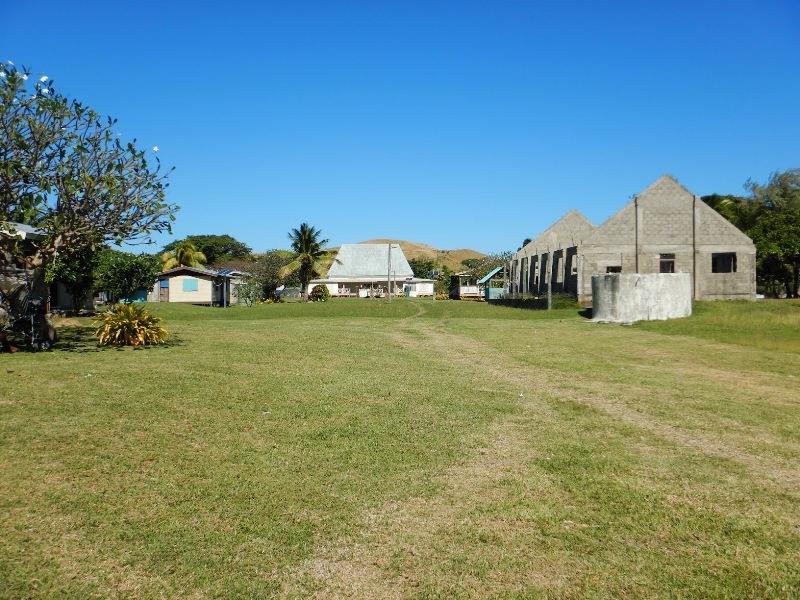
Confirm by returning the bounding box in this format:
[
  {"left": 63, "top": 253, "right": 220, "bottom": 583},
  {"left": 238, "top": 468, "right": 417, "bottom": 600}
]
[
  {"left": 513, "top": 176, "right": 756, "bottom": 304},
  {"left": 511, "top": 210, "right": 594, "bottom": 296},
  {"left": 578, "top": 175, "right": 756, "bottom": 303},
  {"left": 592, "top": 273, "right": 692, "bottom": 323}
]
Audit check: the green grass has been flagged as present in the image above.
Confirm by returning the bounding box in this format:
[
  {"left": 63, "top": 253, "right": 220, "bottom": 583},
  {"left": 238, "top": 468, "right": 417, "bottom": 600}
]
[
  {"left": 636, "top": 298, "right": 800, "bottom": 353},
  {"left": 1, "top": 299, "right": 798, "bottom": 598}
]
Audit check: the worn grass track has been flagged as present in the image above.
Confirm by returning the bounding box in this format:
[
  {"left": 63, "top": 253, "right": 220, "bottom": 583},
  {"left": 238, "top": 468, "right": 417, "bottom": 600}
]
[{"left": 1, "top": 299, "right": 798, "bottom": 598}]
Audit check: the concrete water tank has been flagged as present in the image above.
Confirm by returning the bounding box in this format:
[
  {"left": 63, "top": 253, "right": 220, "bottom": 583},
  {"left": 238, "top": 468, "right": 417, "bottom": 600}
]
[{"left": 591, "top": 273, "right": 692, "bottom": 323}]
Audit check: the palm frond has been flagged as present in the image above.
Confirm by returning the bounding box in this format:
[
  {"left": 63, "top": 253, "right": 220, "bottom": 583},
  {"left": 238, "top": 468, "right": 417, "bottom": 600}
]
[{"left": 279, "top": 258, "right": 302, "bottom": 279}]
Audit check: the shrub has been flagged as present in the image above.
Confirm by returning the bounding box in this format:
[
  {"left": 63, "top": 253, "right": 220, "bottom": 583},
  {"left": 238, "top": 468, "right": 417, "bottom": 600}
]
[
  {"left": 435, "top": 292, "right": 449, "bottom": 301},
  {"left": 488, "top": 293, "right": 578, "bottom": 310},
  {"left": 309, "top": 284, "right": 331, "bottom": 302},
  {"left": 551, "top": 293, "right": 579, "bottom": 309},
  {"left": 94, "top": 303, "right": 168, "bottom": 347},
  {"left": 236, "top": 276, "right": 264, "bottom": 307}
]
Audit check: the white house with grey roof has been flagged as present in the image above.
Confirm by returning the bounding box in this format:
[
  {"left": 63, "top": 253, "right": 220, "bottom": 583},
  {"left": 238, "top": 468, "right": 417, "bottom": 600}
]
[{"left": 309, "top": 243, "right": 435, "bottom": 297}]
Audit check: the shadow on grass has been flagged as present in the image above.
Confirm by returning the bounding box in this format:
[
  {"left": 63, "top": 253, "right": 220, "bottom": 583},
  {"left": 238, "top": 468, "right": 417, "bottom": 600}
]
[
  {"left": 54, "top": 327, "right": 183, "bottom": 353},
  {"left": 578, "top": 308, "right": 593, "bottom": 319}
]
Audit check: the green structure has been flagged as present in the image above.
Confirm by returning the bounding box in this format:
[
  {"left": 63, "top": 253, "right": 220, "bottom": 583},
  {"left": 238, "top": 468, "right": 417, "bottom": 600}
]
[{"left": 478, "top": 266, "right": 506, "bottom": 300}]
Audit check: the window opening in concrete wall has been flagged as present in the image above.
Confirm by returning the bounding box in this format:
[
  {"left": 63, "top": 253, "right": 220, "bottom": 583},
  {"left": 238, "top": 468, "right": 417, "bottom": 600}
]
[
  {"left": 659, "top": 253, "right": 676, "bottom": 273},
  {"left": 712, "top": 252, "right": 737, "bottom": 273},
  {"left": 606, "top": 266, "right": 622, "bottom": 273}
]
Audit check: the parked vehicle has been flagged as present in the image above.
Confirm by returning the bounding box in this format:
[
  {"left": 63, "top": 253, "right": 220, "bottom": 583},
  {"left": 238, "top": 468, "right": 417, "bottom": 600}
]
[{"left": 0, "top": 268, "right": 56, "bottom": 351}]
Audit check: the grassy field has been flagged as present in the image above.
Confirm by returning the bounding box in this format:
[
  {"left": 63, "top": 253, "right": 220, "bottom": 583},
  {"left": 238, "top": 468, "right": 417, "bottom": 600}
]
[{"left": 1, "top": 299, "right": 798, "bottom": 598}]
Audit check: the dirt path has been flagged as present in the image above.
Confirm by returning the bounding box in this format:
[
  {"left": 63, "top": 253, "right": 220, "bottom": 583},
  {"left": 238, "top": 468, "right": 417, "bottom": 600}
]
[
  {"left": 279, "top": 311, "right": 799, "bottom": 598},
  {"left": 279, "top": 415, "right": 548, "bottom": 599},
  {"left": 409, "top": 322, "right": 800, "bottom": 490}
]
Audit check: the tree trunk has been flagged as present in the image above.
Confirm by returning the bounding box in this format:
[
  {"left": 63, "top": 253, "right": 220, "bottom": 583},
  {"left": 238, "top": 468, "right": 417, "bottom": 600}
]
[
  {"left": 71, "top": 288, "right": 81, "bottom": 315},
  {"left": 300, "top": 264, "right": 310, "bottom": 301}
]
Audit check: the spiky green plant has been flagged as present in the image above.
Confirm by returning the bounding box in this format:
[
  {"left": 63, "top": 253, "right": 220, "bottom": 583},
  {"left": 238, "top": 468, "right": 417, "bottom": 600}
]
[{"left": 94, "top": 303, "right": 168, "bottom": 347}]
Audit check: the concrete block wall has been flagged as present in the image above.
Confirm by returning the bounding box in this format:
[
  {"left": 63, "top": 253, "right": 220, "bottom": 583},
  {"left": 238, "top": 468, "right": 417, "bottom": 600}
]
[
  {"left": 577, "top": 175, "right": 756, "bottom": 303},
  {"left": 514, "top": 176, "right": 756, "bottom": 304}
]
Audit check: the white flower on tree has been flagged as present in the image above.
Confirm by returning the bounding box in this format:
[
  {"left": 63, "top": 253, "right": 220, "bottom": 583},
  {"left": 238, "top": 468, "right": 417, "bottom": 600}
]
[
  {"left": 39, "top": 75, "right": 48, "bottom": 82},
  {"left": 152, "top": 146, "right": 160, "bottom": 152}
]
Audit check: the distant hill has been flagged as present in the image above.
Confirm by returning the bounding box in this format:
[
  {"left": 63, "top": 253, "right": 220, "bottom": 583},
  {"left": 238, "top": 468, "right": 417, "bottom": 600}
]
[{"left": 358, "top": 239, "right": 485, "bottom": 271}]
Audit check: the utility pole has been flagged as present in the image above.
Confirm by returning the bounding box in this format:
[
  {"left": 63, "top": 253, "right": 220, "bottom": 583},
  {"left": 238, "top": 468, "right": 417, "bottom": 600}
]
[
  {"left": 387, "top": 243, "right": 392, "bottom": 301},
  {"left": 547, "top": 246, "right": 553, "bottom": 310}
]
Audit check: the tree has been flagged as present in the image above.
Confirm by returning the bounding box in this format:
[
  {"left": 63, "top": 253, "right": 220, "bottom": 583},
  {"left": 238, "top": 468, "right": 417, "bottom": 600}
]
[
  {"left": 234, "top": 277, "right": 264, "bottom": 307},
  {"left": 94, "top": 249, "right": 161, "bottom": 301},
  {"left": 745, "top": 169, "right": 800, "bottom": 212},
  {"left": 44, "top": 245, "right": 98, "bottom": 313},
  {"left": 744, "top": 169, "right": 800, "bottom": 296},
  {"left": 701, "top": 194, "right": 759, "bottom": 231},
  {"left": 460, "top": 258, "right": 483, "bottom": 271},
  {"left": 434, "top": 265, "right": 452, "bottom": 297},
  {"left": 281, "top": 223, "right": 332, "bottom": 300},
  {"left": 161, "top": 240, "right": 207, "bottom": 270},
  {"left": 705, "top": 169, "right": 800, "bottom": 297},
  {"left": 250, "top": 249, "right": 298, "bottom": 299},
  {"left": 460, "top": 252, "right": 512, "bottom": 281},
  {"left": 0, "top": 63, "right": 177, "bottom": 271},
  {"left": 162, "top": 234, "right": 251, "bottom": 266},
  {"left": 749, "top": 207, "right": 800, "bottom": 298},
  {"left": 408, "top": 257, "right": 437, "bottom": 279}
]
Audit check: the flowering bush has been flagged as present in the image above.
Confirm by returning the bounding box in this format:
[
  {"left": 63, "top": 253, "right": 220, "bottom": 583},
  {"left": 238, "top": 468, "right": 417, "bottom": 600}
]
[
  {"left": 236, "top": 277, "right": 264, "bottom": 307},
  {"left": 94, "top": 303, "right": 168, "bottom": 347}
]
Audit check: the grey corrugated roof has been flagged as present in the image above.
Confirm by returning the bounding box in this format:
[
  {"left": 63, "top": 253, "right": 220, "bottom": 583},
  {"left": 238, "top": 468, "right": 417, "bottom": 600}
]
[
  {"left": 158, "top": 266, "right": 236, "bottom": 278},
  {"left": 217, "top": 268, "right": 249, "bottom": 276},
  {"left": 327, "top": 244, "right": 414, "bottom": 278},
  {"left": 3, "top": 221, "right": 46, "bottom": 240}
]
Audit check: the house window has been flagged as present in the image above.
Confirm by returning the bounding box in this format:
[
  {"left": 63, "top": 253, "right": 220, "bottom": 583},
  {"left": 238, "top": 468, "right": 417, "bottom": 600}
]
[
  {"left": 182, "top": 278, "right": 199, "bottom": 292},
  {"left": 159, "top": 279, "right": 169, "bottom": 288},
  {"left": 606, "top": 266, "right": 622, "bottom": 273},
  {"left": 659, "top": 253, "right": 676, "bottom": 273},
  {"left": 712, "top": 253, "right": 737, "bottom": 273}
]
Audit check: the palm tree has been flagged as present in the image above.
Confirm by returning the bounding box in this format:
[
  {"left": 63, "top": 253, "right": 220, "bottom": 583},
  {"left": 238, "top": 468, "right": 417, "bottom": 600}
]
[
  {"left": 702, "top": 194, "right": 760, "bottom": 232},
  {"left": 161, "top": 240, "right": 207, "bottom": 270},
  {"left": 281, "top": 223, "right": 332, "bottom": 300}
]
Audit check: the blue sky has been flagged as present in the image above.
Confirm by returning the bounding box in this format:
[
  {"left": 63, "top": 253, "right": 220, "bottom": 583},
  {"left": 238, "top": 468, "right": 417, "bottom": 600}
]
[{"left": 3, "top": 1, "right": 799, "bottom": 253}]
